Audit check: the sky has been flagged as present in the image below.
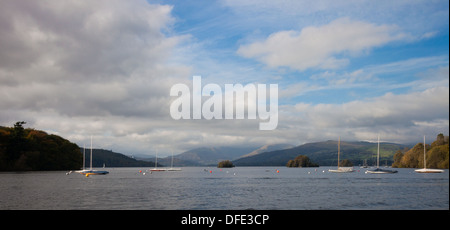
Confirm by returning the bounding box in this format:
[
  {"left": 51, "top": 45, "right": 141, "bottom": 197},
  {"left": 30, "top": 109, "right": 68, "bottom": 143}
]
[{"left": 0, "top": 0, "right": 448, "bottom": 157}]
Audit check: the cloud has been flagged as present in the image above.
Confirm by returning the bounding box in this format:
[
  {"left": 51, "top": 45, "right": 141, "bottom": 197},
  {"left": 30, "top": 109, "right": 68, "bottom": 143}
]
[
  {"left": 279, "top": 85, "right": 449, "bottom": 142},
  {"left": 0, "top": 0, "right": 177, "bottom": 77},
  {"left": 237, "top": 17, "right": 408, "bottom": 71},
  {"left": 0, "top": 0, "right": 193, "bottom": 155},
  {"left": 0, "top": 0, "right": 190, "bottom": 118}
]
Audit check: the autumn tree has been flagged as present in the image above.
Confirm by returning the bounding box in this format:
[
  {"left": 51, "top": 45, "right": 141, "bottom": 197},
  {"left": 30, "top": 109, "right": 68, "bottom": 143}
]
[
  {"left": 218, "top": 160, "right": 235, "bottom": 168},
  {"left": 392, "top": 134, "right": 449, "bottom": 169},
  {"left": 286, "top": 155, "right": 319, "bottom": 167}
]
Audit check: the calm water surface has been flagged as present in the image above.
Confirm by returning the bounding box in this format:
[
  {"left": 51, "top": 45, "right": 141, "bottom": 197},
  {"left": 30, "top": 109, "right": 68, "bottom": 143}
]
[{"left": 0, "top": 167, "right": 448, "bottom": 210}]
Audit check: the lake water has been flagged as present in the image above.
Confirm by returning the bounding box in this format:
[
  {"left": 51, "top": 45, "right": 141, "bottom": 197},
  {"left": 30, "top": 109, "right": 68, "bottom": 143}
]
[{"left": 0, "top": 167, "right": 448, "bottom": 210}]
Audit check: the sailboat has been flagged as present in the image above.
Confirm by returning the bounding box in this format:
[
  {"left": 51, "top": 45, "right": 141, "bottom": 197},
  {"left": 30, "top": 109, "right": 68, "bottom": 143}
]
[
  {"left": 366, "top": 135, "right": 397, "bottom": 174},
  {"left": 329, "top": 137, "right": 354, "bottom": 173},
  {"left": 167, "top": 150, "right": 181, "bottom": 171},
  {"left": 75, "top": 143, "right": 88, "bottom": 174},
  {"left": 75, "top": 136, "right": 109, "bottom": 175},
  {"left": 415, "top": 136, "right": 444, "bottom": 173},
  {"left": 150, "top": 149, "right": 167, "bottom": 171},
  {"left": 360, "top": 159, "right": 368, "bottom": 168}
]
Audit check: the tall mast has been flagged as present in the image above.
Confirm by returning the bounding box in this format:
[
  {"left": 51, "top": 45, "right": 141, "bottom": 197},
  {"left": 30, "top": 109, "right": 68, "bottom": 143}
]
[
  {"left": 83, "top": 143, "right": 86, "bottom": 170},
  {"left": 155, "top": 149, "right": 158, "bottom": 168},
  {"left": 338, "top": 136, "right": 340, "bottom": 168},
  {"left": 171, "top": 149, "right": 174, "bottom": 168},
  {"left": 90, "top": 135, "right": 93, "bottom": 170},
  {"left": 423, "top": 136, "right": 426, "bottom": 169},
  {"left": 377, "top": 135, "right": 380, "bottom": 169}
]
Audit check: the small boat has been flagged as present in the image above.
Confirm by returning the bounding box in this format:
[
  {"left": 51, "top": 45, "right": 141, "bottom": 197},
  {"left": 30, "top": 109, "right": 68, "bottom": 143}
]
[
  {"left": 329, "top": 167, "right": 355, "bottom": 173},
  {"left": 150, "top": 168, "right": 167, "bottom": 172},
  {"left": 360, "top": 159, "right": 368, "bottom": 168},
  {"left": 75, "top": 144, "right": 87, "bottom": 174},
  {"left": 75, "top": 136, "right": 109, "bottom": 175},
  {"left": 415, "top": 136, "right": 444, "bottom": 173},
  {"left": 150, "top": 149, "right": 167, "bottom": 171},
  {"left": 415, "top": 168, "right": 444, "bottom": 173},
  {"left": 79, "top": 169, "right": 109, "bottom": 175},
  {"left": 167, "top": 150, "right": 181, "bottom": 171},
  {"left": 365, "top": 167, "right": 397, "bottom": 174},
  {"left": 366, "top": 136, "right": 397, "bottom": 174},
  {"left": 329, "top": 137, "right": 354, "bottom": 173}
]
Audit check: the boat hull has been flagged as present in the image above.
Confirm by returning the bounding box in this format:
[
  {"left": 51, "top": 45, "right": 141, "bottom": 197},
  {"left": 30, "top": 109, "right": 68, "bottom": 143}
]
[
  {"left": 415, "top": 168, "right": 444, "bottom": 173},
  {"left": 329, "top": 167, "right": 355, "bottom": 173},
  {"left": 366, "top": 168, "right": 398, "bottom": 174},
  {"left": 150, "top": 168, "right": 167, "bottom": 171},
  {"left": 76, "top": 170, "right": 109, "bottom": 175},
  {"left": 167, "top": 168, "right": 182, "bottom": 171}
]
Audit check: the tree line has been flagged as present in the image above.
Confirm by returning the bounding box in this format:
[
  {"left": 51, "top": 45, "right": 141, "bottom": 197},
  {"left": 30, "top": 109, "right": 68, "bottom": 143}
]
[
  {"left": 392, "top": 134, "right": 449, "bottom": 169},
  {"left": 0, "top": 122, "right": 82, "bottom": 171}
]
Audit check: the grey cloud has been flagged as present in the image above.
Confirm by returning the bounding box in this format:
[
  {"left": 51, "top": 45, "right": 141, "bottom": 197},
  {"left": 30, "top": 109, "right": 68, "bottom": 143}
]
[{"left": 0, "top": 0, "right": 187, "bottom": 119}]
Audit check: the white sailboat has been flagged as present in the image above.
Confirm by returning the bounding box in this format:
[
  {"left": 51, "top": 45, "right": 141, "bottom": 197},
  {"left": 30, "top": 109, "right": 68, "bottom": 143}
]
[
  {"left": 167, "top": 150, "right": 181, "bottom": 171},
  {"left": 150, "top": 149, "right": 167, "bottom": 171},
  {"left": 76, "top": 136, "right": 109, "bottom": 175},
  {"left": 415, "top": 136, "right": 444, "bottom": 173},
  {"left": 75, "top": 143, "right": 89, "bottom": 174},
  {"left": 329, "top": 137, "right": 354, "bottom": 173},
  {"left": 366, "top": 135, "right": 397, "bottom": 174}
]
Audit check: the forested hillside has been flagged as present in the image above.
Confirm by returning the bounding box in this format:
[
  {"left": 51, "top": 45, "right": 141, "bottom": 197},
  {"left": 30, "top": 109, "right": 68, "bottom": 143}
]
[
  {"left": 392, "top": 134, "right": 449, "bottom": 169},
  {"left": 0, "top": 122, "right": 82, "bottom": 171}
]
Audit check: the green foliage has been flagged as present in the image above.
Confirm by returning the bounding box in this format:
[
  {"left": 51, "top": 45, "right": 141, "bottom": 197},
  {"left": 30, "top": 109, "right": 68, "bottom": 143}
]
[
  {"left": 286, "top": 155, "right": 319, "bottom": 167},
  {"left": 217, "top": 160, "right": 235, "bottom": 168},
  {"left": 427, "top": 145, "right": 449, "bottom": 169},
  {"left": 392, "top": 134, "right": 449, "bottom": 169},
  {"left": 0, "top": 122, "right": 82, "bottom": 171}
]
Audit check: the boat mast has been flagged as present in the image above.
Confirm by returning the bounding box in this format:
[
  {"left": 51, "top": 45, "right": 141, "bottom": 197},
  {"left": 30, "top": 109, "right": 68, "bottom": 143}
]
[
  {"left": 90, "top": 135, "right": 93, "bottom": 170},
  {"left": 423, "top": 136, "right": 426, "bottom": 169},
  {"left": 338, "top": 137, "right": 340, "bottom": 168},
  {"left": 83, "top": 143, "right": 86, "bottom": 170},
  {"left": 377, "top": 135, "right": 380, "bottom": 169},
  {"left": 171, "top": 149, "right": 174, "bottom": 168},
  {"left": 155, "top": 149, "right": 158, "bottom": 169}
]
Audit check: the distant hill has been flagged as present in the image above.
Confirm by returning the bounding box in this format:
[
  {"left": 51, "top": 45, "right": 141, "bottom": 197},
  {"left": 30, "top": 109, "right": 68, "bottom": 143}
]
[
  {"left": 233, "top": 140, "right": 407, "bottom": 166},
  {"left": 79, "top": 148, "right": 157, "bottom": 168},
  {"left": 174, "top": 146, "right": 258, "bottom": 166},
  {"left": 171, "top": 144, "right": 294, "bottom": 166},
  {"left": 0, "top": 122, "right": 81, "bottom": 171},
  {"left": 238, "top": 144, "right": 295, "bottom": 158},
  {"left": 0, "top": 122, "right": 158, "bottom": 171}
]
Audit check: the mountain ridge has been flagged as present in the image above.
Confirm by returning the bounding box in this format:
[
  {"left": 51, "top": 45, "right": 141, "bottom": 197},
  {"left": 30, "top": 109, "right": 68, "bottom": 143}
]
[{"left": 233, "top": 140, "right": 408, "bottom": 166}]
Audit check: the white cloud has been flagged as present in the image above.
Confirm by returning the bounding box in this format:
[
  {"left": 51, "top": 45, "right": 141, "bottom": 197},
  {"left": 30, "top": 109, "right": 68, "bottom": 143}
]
[
  {"left": 237, "top": 17, "right": 408, "bottom": 71},
  {"left": 279, "top": 85, "right": 449, "bottom": 143},
  {"left": 0, "top": 0, "right": 194, "bottom": 155},
  {"left": 0, "top": 0, "right": 191, "bottom": 117}
]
